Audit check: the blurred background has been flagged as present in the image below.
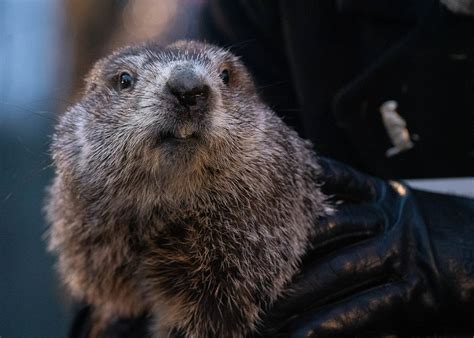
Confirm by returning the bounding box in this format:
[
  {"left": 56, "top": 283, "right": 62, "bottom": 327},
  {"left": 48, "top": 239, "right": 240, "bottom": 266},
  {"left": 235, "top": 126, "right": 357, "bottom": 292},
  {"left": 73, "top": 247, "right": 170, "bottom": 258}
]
[
  {"left": 0, "top": 1, "right": 203, "bottom": 336},
  {"left": 1, "top": 1, "right": 472, "bottom": 337}
]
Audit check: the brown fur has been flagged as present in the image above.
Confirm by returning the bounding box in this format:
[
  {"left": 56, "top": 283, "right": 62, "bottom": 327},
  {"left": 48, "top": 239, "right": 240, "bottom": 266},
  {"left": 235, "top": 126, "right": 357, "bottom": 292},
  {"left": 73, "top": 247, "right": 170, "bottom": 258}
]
[{"left": 46, "top": 40, "right": 330, "bottom": 337}]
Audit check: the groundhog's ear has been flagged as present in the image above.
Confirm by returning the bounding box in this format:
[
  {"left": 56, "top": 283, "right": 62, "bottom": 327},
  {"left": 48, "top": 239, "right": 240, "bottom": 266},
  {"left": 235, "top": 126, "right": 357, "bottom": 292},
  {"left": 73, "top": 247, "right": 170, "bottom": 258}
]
[
  {"left": 83, "top": 58, "right": 109, "bottom": 93},
  {"left": 83, "top": 72, "right": 99, "bottom": 93},
  {"left": 84, "top": 80, "right": 97, "bottom": 93}
]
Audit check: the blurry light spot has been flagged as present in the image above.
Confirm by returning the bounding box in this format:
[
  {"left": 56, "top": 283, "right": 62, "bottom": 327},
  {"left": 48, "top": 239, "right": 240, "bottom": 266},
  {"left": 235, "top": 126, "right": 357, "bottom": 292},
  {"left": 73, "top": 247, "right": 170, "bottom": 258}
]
[
  {"left": 389, "top": 180, "right": 407, "bottom": 196},
  {"left": 450, "top": 53, "right": 468, "bottom": 61},
  {"left": 123, "top": 0, "right": 178, "bottom": 41}
]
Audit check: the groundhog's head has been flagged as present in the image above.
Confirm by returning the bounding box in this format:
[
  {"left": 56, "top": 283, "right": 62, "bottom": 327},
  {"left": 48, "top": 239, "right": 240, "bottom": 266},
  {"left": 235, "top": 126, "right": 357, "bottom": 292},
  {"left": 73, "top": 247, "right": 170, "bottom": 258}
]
[{"left": 52, "top": 41, "right": 268, "bottom": 212}]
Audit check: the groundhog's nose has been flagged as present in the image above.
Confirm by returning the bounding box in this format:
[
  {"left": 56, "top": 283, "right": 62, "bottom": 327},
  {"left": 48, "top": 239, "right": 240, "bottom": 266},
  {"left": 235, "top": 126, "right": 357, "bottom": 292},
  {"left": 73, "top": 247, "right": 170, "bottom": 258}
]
[{"left": 166, "top": 67, "right": 209, "bottom": 108}]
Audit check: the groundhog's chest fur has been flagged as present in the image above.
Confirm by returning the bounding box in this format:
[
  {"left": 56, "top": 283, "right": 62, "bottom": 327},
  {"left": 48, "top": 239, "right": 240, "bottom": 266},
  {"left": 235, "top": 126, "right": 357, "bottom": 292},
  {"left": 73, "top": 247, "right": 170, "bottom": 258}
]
[{"left": 54, "top": 171, "right": 321, "bottom": 336}]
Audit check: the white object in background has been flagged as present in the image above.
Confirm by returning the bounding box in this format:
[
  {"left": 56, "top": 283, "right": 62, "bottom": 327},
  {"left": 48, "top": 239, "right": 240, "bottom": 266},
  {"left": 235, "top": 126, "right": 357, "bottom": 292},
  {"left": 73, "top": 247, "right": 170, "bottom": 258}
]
[
  {"left": 380, "top": 100, "right": 415, "bottom": 158},
  {"left": 405, "top": 177, "right": 474, "bottom": 198}
]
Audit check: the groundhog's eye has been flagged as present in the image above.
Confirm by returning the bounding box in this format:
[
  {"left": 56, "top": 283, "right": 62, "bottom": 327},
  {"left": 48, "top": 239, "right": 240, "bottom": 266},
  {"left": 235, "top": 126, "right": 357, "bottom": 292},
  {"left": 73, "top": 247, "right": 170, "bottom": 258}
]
[
  {"left": 119, "top": 72, "right": 134, "bottom": 90},
  {"left": 219, "top": 69, "right": 230, "bottom": 85}
]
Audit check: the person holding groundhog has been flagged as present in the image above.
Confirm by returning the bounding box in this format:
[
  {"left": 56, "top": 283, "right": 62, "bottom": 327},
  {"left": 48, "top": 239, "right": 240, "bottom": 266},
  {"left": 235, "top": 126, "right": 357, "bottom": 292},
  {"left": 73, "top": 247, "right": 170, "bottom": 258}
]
[{"left": 68, "top": 0, "right": 474, "bottom": 336}]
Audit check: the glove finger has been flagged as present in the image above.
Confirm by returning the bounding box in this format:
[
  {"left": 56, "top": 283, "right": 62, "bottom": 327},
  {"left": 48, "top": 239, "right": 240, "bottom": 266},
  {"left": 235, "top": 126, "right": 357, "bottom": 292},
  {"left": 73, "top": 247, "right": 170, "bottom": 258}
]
[
  {"left": 69, "top": 304, "right": 93, "bottom": 338},
  {"left": 102, "top": 314, "right": 152, "bottom": 338},
  {"left": 309, "top": 203, "right": 385, "bottom": 256},
  {"left": 318, "top": 157, "right": 379, "bottom": 203},
  {"left": 289, "top": 281, "right": 407, "bottom": 337},
  {"left": 265, "top": 239, "right": 390, "bottom": 330}
]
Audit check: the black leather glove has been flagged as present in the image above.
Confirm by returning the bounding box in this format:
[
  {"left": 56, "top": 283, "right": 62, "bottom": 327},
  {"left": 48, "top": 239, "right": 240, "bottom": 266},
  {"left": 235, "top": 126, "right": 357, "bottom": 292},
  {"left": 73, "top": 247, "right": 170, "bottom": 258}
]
[
  {"left": 69, "top": 304, "right": 151, "bottom": 338},
  {"left": 261, "top": 157, "right": 474, "bottom": 337}
]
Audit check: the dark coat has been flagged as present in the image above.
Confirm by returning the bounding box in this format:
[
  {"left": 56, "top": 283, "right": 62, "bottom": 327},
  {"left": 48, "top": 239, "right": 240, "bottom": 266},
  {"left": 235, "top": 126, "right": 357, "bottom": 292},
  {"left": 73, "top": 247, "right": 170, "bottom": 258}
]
[{"left": 200, "top": 0, "right": 474, "bottom": 178}]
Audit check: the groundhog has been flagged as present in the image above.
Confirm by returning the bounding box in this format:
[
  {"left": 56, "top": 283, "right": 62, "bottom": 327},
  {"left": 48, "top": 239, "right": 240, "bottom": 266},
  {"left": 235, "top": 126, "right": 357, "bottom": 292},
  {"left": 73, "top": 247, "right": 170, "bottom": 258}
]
[{"left": 46, "top": 40, "right": 330, "bottom": 338}]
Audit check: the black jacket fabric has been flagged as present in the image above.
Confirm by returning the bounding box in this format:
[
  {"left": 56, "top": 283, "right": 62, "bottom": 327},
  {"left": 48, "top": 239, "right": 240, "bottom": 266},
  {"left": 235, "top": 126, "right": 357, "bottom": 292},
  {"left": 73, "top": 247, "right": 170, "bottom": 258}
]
[{"left": 200, "top": 0, "right": 474, "bottom": 178}]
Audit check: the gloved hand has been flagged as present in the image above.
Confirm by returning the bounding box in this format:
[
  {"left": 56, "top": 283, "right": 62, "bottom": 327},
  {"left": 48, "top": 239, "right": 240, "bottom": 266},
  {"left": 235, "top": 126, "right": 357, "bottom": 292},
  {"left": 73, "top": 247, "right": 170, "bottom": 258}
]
[{"left": 260, "top": 157, "right": 474, "bottom": 337}]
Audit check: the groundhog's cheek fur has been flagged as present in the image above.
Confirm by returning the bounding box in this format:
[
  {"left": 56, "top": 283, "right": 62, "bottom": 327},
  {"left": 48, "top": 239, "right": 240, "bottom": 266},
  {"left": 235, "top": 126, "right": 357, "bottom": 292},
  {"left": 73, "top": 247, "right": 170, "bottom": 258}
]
[{"left": 46, "top": 40, "right": 330, "bottom": 338}]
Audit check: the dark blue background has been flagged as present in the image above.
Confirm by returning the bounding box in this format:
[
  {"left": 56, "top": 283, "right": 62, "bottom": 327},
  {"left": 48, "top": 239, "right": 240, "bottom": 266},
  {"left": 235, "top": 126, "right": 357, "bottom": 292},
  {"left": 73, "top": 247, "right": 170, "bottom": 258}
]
[{"left": 0, "top": 1, "right": 72, "bottom": 336}]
